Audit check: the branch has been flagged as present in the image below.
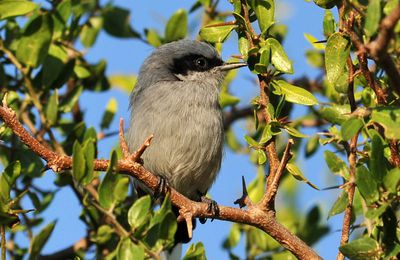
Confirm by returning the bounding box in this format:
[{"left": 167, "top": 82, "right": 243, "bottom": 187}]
[
  {"left": 38, "top": 238, "right": 91, "bottom": 260},
  {"left": 0, "top": 96, "right": 322, "bottom": 259},
  {"left": 366, "top": 4, "right": 400, "bottom": 96}
]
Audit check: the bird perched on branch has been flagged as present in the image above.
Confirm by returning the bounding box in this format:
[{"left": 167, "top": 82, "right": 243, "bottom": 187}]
[{"left": 126, "top": 39, "right": 246, "bottom": 244}]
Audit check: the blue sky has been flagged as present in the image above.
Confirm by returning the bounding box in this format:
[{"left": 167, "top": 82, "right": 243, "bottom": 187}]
[{"left": 15, "top": 1, "right": 347, "bottom": 259}]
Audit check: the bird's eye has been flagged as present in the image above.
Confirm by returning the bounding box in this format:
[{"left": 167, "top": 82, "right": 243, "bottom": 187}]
[{"left": 194, "top": 57, "right": 208, "bottom": 69}]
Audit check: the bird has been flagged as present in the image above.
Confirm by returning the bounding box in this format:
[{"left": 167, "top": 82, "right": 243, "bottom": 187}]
[{"left": 126, "top": 39, "right": 246, "bottom": 244}]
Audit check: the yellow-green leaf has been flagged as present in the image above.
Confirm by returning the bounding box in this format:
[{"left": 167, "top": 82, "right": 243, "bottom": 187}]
[
  {"left": 165, "top": 9, "right": 187, "bottom": 42},
  {"left": 266, "top": 38, "right": 293, "bottom": 74},
  {"left": 272, "top": 80, "right": 318, "bottom": 106},
  {"left": 287, "top": 163, "right": 319, "bottom": 190},
  {"left": 199, "top": 24, "right": 237, "bottom": 43},
  {"left": 325, "top": 33, "right": 350, "bottom": 86},
  {"left": 0, "top": 0, "right": 37, "bottom": 20}
]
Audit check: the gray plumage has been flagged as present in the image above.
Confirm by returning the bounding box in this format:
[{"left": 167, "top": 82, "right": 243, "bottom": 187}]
[{"left": 127, "top": 39, "right": 244, "bottom": 201}]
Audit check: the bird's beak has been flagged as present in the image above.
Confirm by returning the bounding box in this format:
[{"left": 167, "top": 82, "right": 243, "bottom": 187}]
[{"left": 218, "top": 62, "right": 247, "bottom": 71}]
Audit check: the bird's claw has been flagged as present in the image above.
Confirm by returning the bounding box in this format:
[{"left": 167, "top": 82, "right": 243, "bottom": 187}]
[
  {"left": 199, "top": 195, "right": 219, "bottom": 223},
  {"left": 154, "top": 175, "right": 169, "bottom": 199}
]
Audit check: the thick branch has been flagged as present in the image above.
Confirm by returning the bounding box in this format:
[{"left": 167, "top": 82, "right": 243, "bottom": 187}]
[
  {"left": 0, "top": 97, "right": 321, "bottom": 259},
  {"left": 38, "top": 238, "right": 91, "bottom": 260}
]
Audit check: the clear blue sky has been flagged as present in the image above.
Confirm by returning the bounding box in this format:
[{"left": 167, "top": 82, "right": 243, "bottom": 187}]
[{"left": 19, "top": 1, "right": 346, "bottom": 259}]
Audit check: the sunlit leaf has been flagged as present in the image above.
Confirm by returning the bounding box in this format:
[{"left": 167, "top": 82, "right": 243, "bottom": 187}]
[
  {"left": 183, "top": 242, "right": 206, "bottom": 260},
  {"left": 199, "top": 24, "right": 237, "bottom": 43},
  {"left": 287, "top": 163, "right": 318, "bottom": 190},
  {"left": 266, "top": 38, "right": 293, "bottom": 74},
  {"left": 165, "top": 9, "right": 187, "bottom": 42},
  {"left": 364, "top": 0, "right": 381, "bottom": 37},
  {"left": 16, "top": 14, "right": 53, "bottom": 68},
  {"left": 325, "top": 33, "right": 350, "bottom": 86},
  {"left": 100, "top": 98, "right": 118, "bottom": 130},
  {"left": 272, "top": 80, "right": 318, "bottom": 106},
  {"left": 250, "top": 0, "right": 275, "bottom": 35},
  {"left": 0, "top": 0, "right": 37, "bottom": 20},
  {"left": 341, "top": 118, "right": 363, "bottom": 141},
  {"left": 339, "top": 237, "right": 380, "bottom": 260}
]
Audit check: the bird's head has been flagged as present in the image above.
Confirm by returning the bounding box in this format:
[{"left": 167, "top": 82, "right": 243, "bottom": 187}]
[{"left": 137, "top": 39, "right": 246, "bottom": 87}]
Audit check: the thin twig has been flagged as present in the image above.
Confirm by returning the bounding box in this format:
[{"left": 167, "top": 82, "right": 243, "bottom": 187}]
[
  {"left": 119, "top": 118, "right": 130, "bottom": 158},
  {"left": 1, "top": 225, "right": 5, "bottom": 260},
  {"left": 261, "top": 139, "right": 294, "bottom": 209}
]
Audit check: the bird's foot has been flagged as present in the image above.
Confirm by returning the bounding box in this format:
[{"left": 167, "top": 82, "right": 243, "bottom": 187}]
[
  {"left": 154, "top": 175, "right": 170, "bottom": 199},
  {"left": 198, "top": 193, "right": 219, "bottom": 223}
]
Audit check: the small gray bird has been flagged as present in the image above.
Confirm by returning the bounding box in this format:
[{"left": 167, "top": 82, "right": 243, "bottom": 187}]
[{"left": 126, "top": 39, "right": 246, "bottom": 242}]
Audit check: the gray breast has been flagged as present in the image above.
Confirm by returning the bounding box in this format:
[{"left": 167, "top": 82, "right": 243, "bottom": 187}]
[{"left": 126, "top": 80, "right": 223, "bottom": 200}]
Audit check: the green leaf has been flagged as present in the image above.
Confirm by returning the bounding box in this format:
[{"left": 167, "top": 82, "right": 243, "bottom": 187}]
[
  {"left": 145, "top": 29, "right": 162, "bottom": 47},
  {"left": 72, "top": 141, "right": 86, "bottom": 184},
  {"left": 81, "top": 139, "right": 95, "bottom": 185},
  {"left": 328, "top": 191, "right": 348, "bottom": 217},
  {"left": 339, "top": 237, "right": 380, "bottom": 260},
  {"left": 364, "top": 0, "right": 381, "bottom": 37},
  {"left": 99, "top": 151, "right": 118, "bottom": 209},
  {"left": 356, "top": 166, "right": 379, "bottom": 205},
  {"left": 383, "top": 168, "right": 400, "bottom": 194},
  {"left": 52, "top": 0, "right": 71, "bottom": 39},
  {"left": 165, "top": 9, "right": 187, "bottom": 42},
  {"left": 102, "top": 6, "right": 139, "bottom": 38},
  {"left": 100, "top": 98, "right": 118, "bottom": 130},
  {"left": 272, "top": 80, "right": 318, "bottom": 106},
  {"left": 0, "top": 161, "right": 21, "bottom": 205},
  {"left": 16, "top": 14, "right": 53, "bottom": 68},
  {"left": 183, "top": 242, "right": 206, "bottom": 260},
  {"left": 109, "top": 74, "right": 137, "bottom": 93},
  {"left": 266, "top": 38, "right": 293, "bottom": 74},
  {"left": 325, "top": 32, "right": 350, "bottom": 86},
  {"left": 370, "top": 134, "right": 386, "bottom": 182},
  {"left": 257, "top": 149, "right": 267, "bottom": 165},
  {"left": 225, "top": 128, "right": 242, "bottom": 152},
  {"left": 250, "top": 0, "right": 275, "bottom": 35},
  {"left": 284, "top": 125, "right": 309, "bottom": 138},
  {"left": 313, "top": 0, "right": 337, "bottom": 9},
  {"left": 323, "top": 10, "right": 336, "bottom": 37},
  {"left": 128, "top": 195, "right": 151, "bottom": 231},
  {"left": 340, "top": 118, "right": 363, "bottom": 141},
  {"left": 223, "top": 224, "right": 241, "bottom": 249},
  {"left": 219, "top": 91, "right": 240, "bottom": 108},
  {"left": 260, "top": 124, "right": 273, "bottom": 144},
  {"left": 319, "top": 105, "right": 351, "bottom": 125},
  {"left": 199, "top": 24, "right": 237, "bottom": 43},
  {"left": 114, "top": 177, "right": 129, "bottom": 202},
  {"left": 117, "top": 237, "right": 144, "bottom": 260},
  {"left": 0, "top": 0, "right": 37, "bottom": 20},
  {"left": 80, "top": 17, "right": 103, "bottom": 48},
  {"left": 287, "top": 163, "right": 318, "bottom": 190},
  {"left": 238, "top": 32, "right": 250, "bottom": 59},
  {"left": 59, "top": 86, "right": 83, "bottom": 113},
  {"left": 74, "top": 65, "right": 91, "bottom": 79},
  {"left": 45, "top": 90, "right": 59, "bottom": 126},
  {"left": 244, "top": 135, "right": 259, "bottom": 148},
  {"left": 29, "top": 221, "right": 56, "bottom": 260},
  {"left": 305, "top": 50, "right": 324, "bottom": 68},
  {"left": 42, "top": 44, "right": 69, "bottom": 87},
  {"left": 304, "top": 33, "right": 325, "bottom": 50},
  {"left": 371, "top": 107, "right": 400, "bottom": 139},
  {"left": 248, "top": 167, "right": 265, "bottom": 203},
  {"left": 93, "top": 225, "right": 114, "bottom": 244},
  {"left": 324, "top": 151, "right": 349, "bottom": 179},
  {"left": 305, "top": 135, "right": 319, "bottom": 157},
  {"left": 258, "top": 45, "right": 271, "bottom": 66}
]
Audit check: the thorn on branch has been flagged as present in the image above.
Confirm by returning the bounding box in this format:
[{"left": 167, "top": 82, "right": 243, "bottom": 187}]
[
  {"left": 119, "top": 118, "right": 130, "bottom": 158},
  {"left": 178, "top": 209, "right": 194, "bottom": 239},
  {"left": 129, "top": 135, "right": 154, "bottom": 163},
  {"left": 234, "top": 176, "right": 253, "bottom": 208}
]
